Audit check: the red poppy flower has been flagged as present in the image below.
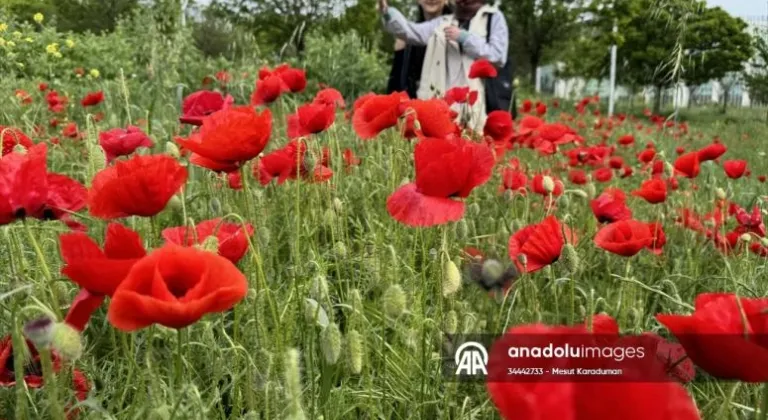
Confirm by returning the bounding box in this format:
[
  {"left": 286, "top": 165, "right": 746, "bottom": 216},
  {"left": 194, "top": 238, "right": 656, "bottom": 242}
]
[
  {"left": 723, "top": 159, "right": 747, "bottom": 179},
  {"left": 255, "top": 140, "right": 332, "bottom": 185},
  {"left": 486, "top": 324, "right": 701, "bottom": 420},
  {"left": 62, "top": 122, "right": 79, "bottom": 139},
  {"left": 535, "top": 102, "right": 547, "bottom": 116},
  {"left": 15, "top": 89, "right": 32, "bottom": 105},
  {"left": 501, "top": 167, "right": 528, "bottom": 194},
  {"left": 484, "top": 111, "right": 514, "bottom": 143},
  {"left": 98, "top": 126, "right": 154, "bottom": 162},
  {"left": 675, "top": 146, "right": 685, "bottom": 155},
  {"left": 673, "top": 152, "right": 700, "bottom": 178},
  {"left": 758, "top": 175, "right": 766, "bottom": 183},
  {"left": 468, "top": 59, "right": 498, "bottom": 79},
  {"left": 637, "top": 148, "right": 656, "bottom": 164},
  {"left": 250, "top": 75, "right": 284, "bottom": 106},
  {"left": 277, "top": 68, "right": 307, "bottom": 93},
  {"left": 591, "top": 187, "right": 632, "bottom": 223},
  {"left": 60, "top": 222, "right": 146, "bottom": 296},
  {"left": 0, "top": 336, "right": 91, "bottom": 403},
  {"left": 617, "top": 134, "right": 635, "bottom": 146},
  {"left": 296, "top": 102, "right": 336, "bottom": 135},
  {"left": 520, "top": 99, "right": 533, "bottom": 113},
  {"left": 107, "top": 245, "right": 248, "bottom": 331},
  {"left": 64, "top": 289, "right": 107, "bottom": 332},
  {"left": 352, "top": 92, "right": 408, "bottom": 140},
  {"left": 697, "top": 142, "right": 727, "bottom": 162},
  {"left": 343, "top": 148, "right": 361, "bottom": 167},
  {"left": 177, "top": 106, "right": 272, "bottom": 171},
  {"left": 162, "top": 218, "right": 255, "bottom": 264},
  {"left": 179, "top": 90, "right": 234, "bottom": 126},
  {"left": 632, "top": 178, "right": 667, "bottom": 204},
  {"left": 401, "top": 99, "right": 456, "bottom": 139},
  {"left": 444, "top": 87, "right": 478, "bottom": 105},
  {"left": 656, "top": 293, "right": 768, "bottom": 382},
  {"left": 646, "top": 221, "right": 666, "bottom": 255},
  {"left": 0, "top": 143, "right": 86, "bottom": 225},
  {"left": 594, "top": 219, "right": 654, "bottom": 257},
  {"left": 38, "top": 82, "right": 49, "bottom": 91},
  {"left": 81, "top": 91, "right": 104, "bottom": 107},
  {"left": 88, "top": 154, "right": 188, "bottom": 219},
  {"left": 508, "top": 215, "right": 576, "bottom": 273},
  {"left": 734, "top": 205, "right": 766, "bottom": 237},
  {"left": 386, "top": 137, "right": 494, "bottom": 227},
  {"left": 313, "top": 88, "right": 346, "bottom": 109},
  {"left": 1, "top": 126, "right": 33, "bottom": 155},
  {"left": 46, "top": 90, "right": 67, "bottom": 113},
  {"left": 568, "top": 169, "right": 588, "bottom": 185},
  {"left": 607, "top": 156, "right": 623, "bottom": 169},
  {"left": 593, "top": 167, "right": 613, "bottom": 183}
]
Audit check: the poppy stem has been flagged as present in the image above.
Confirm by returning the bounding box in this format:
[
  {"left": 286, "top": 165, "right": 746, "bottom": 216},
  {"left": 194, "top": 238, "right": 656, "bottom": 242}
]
[
  {"left": 22, "top": 220, "right": 62, "bottom": 319},
  {"left": 39, "top": 347, "right": 65, "bottom": 420},
  {"left": 174, "top": 328, "right": 184, "bottom": 387},
  {"left": 759, "top": 382, "right": 768, "bottom": 420},
  {"left": 11, "top": 313, "right": 29, "bottom": 419}
]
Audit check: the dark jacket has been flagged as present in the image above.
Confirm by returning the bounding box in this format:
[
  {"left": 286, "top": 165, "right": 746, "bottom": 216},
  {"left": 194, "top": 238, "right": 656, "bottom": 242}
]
[{"left": 386, "top": 4, "right": 452, "bottom": 98}]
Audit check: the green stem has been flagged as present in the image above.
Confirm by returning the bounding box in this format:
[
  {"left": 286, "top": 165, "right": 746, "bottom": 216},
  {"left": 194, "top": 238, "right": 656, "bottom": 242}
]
[
  {"left": 174, "top": 328, "right": 184, "bottom": 388},
  {"left": 22, "top": 220, "right": 61, "bottom": 318},
  {"left": 40, "top": 348, "right": 65, "bottom": 420},
  {"left": 759, "top": 382, "right": 768, "bottom": 420}
]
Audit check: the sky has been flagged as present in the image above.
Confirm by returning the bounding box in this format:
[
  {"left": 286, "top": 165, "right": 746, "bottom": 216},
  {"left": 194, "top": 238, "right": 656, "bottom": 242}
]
[{"left": 707, "top": 0, "right": 766, "bottom": 18}]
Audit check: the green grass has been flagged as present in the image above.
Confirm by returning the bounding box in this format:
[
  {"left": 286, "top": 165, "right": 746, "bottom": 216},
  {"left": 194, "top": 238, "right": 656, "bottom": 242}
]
[{"left": 2, "top": 76, "right": 768, "bottom": 419}]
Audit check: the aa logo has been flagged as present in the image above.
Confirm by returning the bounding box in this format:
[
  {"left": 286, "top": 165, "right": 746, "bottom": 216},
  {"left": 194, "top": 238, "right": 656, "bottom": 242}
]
[{"left": 455, "top": 341, "right": 488, "bottom": 376}]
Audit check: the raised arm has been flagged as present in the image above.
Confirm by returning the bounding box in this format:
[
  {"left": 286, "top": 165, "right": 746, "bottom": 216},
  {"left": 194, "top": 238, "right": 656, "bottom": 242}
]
[
  {"left": 458, "top": 11, "right": 509, "bottom": 67},
  {"left": 379, "top": 3, "right": 443, "bottom": 47}
]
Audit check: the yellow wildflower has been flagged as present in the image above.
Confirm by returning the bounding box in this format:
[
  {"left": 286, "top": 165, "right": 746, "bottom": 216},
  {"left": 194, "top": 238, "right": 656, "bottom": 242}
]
[
  {"left": 6, "top": 41, "right": 15, "bottom": 48},
  {"left": 65, "top": 39, "right": 75, "bottom": 48},
  {"left": 12, "top": 31, "right": 21, "bottom": 39},
  {"left": 16, "top": 62, "right": 24, "bottom": 69},
  {"left": 89, "top": 69, "right": 100, "bottom": 78},
  {"left": 0, "top": 38, "right": 5, "bottom": 47},
  {"left": 33, "top": 13, "right": 44, "bottom": 24},
  {"left": 25, "top": 37, "right": 33, "bottom": 43},
  {"left": 0, "top": 23, "right": 7, "bottom": 32},
  {"left": 45, "top": 43, "right": 59, "bottom": 54},
  {"left": 53, "top": 51, "right": 62, "bottom": 59}
]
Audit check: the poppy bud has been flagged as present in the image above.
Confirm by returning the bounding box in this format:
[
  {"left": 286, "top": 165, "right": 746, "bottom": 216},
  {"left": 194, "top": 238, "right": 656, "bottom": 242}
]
[
  {"left": 311, "top": 274, "right": 329, "bottom": 301},
  {"left": 332, "top": 197, "right": 344, "bottom": 213},
  {"left": 381, "top": 284, "right": 407, "bottom": 318},
  {"left": 304, "top": 298, "right": 329, "bottom": 327},
  {"left": 164, "top": 141, "right": 180, "bottom": 159},
  {"left": 322, "top": 208, "right": 335, "bottom": 226},
  {"left": 740, "top": 233, "right": 752, "bottom": 243},
  {"left": 456, "top": 219, "right": 469, "bottom": 240},
  {"left": 197, "top": 235, "right": 219, "bottom": 254},
  {"left": 346, "top": 330, "right": 364, "bottom": 374},
  {"left": 513, "top": 78, "right": 520, "bottom": 88},
  {"left": 165, "top": 194, "right": 183, "bottom": 214},
  {"left": 504, "top": 189, "right": 515, "bottom": 201},
  {"left": 333, "top": 241, "right": 347, "bottom": 258},
  {"left": 579, "top": 305, "right": 587, "bottom": 319},
  {"left": 762, "top": 237, "right": 768, "bottom": 247},
  {"left": 498, "top": 223, "right": 509, "bottom": 237},
  {"left": 320, "top": 323, "right": 342, "bottom": 364},
  {"left": 585, "top": 183, "right": 596, "bottom": 198},
  {"left": 442, "top": 258, "right": 462, "bottom": 297},
  {"left": 254, "top": 348, "right": 273, "bottom": 387},
  {"left": 209, "top": 197, "right": 221, "bottom": 214},
  {"left": 444, "top": 310, "right": 458, "bottom": 335},
  {"left": 87, "top": 143, "right": 106, "bottom": 174},
  {"left": 561, "top": 244, "right": 580, "bottom": 274},
  {"left": 258, "top": 226, "right": 271, "bottom": 247},
  {"left": 559, "top": 194, "right": 570, "bottom": 208},
  {"left": 149, "top": 405, "right": 172, "bottom": 420},
  {"left": 399, "top": 177, "right": 409, "bottom": 187},
  {"left": 51, "top": 321, "right": 83, "bottom": 361},
  {"left": 429, "top": 248, "right": 438, "bottom": 261},
  {"left": 284, "top": 349, "right": 306, "bottom": 420},
  {"left": 469, "top": 202, "right": 481, "bottom": 216},
  {"left": 715, "top": 187, "right": 726, "bottom": 200},
  {"left": 23, "top": 317, "right": 55, "bottom": 349},
  {"left": 404, "top": 327, "right": 420, "bottom": 351},
  {"left": 570, "top": 189, "right": 588, "bottom": 198},
  {"left": 12, "top": 144, "right": 27, "bottom": 154},
  {"left": 541, "top": 176, "right": 555, "bottom": 193}
]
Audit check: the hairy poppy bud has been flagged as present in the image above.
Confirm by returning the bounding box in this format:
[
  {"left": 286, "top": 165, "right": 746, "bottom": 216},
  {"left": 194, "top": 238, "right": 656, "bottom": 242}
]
[
  {"left": 333, "top": 241, "right": 347, "bottom": 258},
  {"left": 571, "top": 189, "right": 588, "bottom": 198},
  {"left": 23, "top": 317, "right": 54, "bottom": 349},
  {"left": 209, "top": 197, "right": 221, "bottom": 214},
  {"left": 322, "top": 208, "right": 335, "bottom": 226},
  {"left": 585, "top": 183, "right": 596, "bottom": 198},
  {"left": 715, "top": 187, "right": 726, "bottom": 200},
  {"left": 481, "top": 259, "right": 505, "bottom": 282},
  {"left": 258, "top": 226, "right": 271, "bottom": 247},
  {"left": 560, "top": 243, "right": 580, "bottom": 274},
  {"left": 320, "top": 323, "right": 342, "bottom": 364},
  {"left": 442, "top": 258, "right": 461, "bottom": 297},
  {"left": 332, "top": 197, "right": 344, "bottom": 213},
  {"left": 469, "top": 202, "right": 481, "bottom": 216},
  {"left": 165, "top": 194, "right": 183, "bottom": 214},
  {"left": 254, "top": 348, "right": 272, "bottom": 387},
  {"left": 311, "top": 274, "right": 329, "bottom": 301},
  {"left": 284, "top": 349, "right": 306, "bottom": 420},
  {"left": 541, "top": 176, "right": 555, "bottom": 193},
  {"left": 165, "top": 141, "right": 181, "bottom": 159},
  {"left": 381, "top": 285, "right": 407, "bottom": 318},
  {"left": 87, "top": 143, "right": 106, "bottom": 174},
  {"left": 740, "top": 233, "right": 752, "bottom": 243},
  {"left": 346, "top": 330, "right": 364, "bottom": 374},
  {"left": 444, "top": 310, "right": 458, "bottom": 335},
  {"left": 51, "top": 321, "right": 83, "bottom": 361},
  {"left": 762, "top": 237, "right": 768, "bottom": 247},
  {"left": 456, "top": 219, "right": 469, "bottom": 240},
  {"left": 12, "top": 144, "right": 27, "bottom": 154}
]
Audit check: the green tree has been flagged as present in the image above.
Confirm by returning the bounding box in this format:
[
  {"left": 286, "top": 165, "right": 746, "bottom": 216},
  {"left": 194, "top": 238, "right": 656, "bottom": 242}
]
[
  {"left": 501, "top": 0, "right": 584, "bottom": 86},
  {"left": 52, "top": 0, "right": 140, "bottom": 33},
  {"left": 745, "top": 29, "right": 768, "bottom": 119}
]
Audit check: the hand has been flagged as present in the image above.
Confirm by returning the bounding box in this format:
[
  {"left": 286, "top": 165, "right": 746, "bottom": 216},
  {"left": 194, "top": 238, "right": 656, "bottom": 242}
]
[
  {"left": 444, "top": 26, "right": 462, "bottom": 42},
  {"left": 378, "top": 0, "right": 388, "bottom": 13}
]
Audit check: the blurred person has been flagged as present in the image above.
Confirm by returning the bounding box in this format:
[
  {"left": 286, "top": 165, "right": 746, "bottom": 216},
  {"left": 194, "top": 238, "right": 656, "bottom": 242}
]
[
  {"left": 379, "top": 0, "right": 511, "bottom": 130},
  {"left": 386, "top": 0, "right": 453, "bottom": 98}
]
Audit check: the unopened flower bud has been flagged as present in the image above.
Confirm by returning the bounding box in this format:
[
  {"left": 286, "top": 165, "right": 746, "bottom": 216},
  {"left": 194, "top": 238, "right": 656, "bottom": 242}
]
[
  {"left": 258, "top": 226, "right": 271, "bottom": 247},
  {"left": 284, "top": 349, "right": 306, "bottom": 420},
  {"left": 197, "top": 235, "right": 219, "bottom": 253},
  {"left": 585, "top": 183, "right": 596, "bottom": 198},
  {"left": 381, "top": 285, "right": 407, "bottom": 318},
  {"left": 442, "top": 259, "right": 461, "bottom": 297},
  {"left": 541, "top": 176, "right": 555, "bottom": 193},
  {"left": 456, "top": 219, "right": 469, "bottom": 240},
  {"left": 444, "top": 310, "right": 458, "bottom": 335},
  {"left": 740, "top": 233, "right": 752, "bottom": 243},
  {"left": 715, "top": 187, "right": 726, "bottom": 200},
  {"left": 333, "top": 241, "right": 347, "bottom": 258},
  {"left": 570, "top": 189, "right": 588, "bottom": 198},
  {"left": 88, "top": 143, "right": 106, "bottom": 173},
  {"left": 560, "top": 244, "right": 580, "bottom": 274},
  {"left": 320, "top": 323, "right": 342, "bottom": 364},
  {"left": 469, "top": 202, "right": 481, "bottom": 216},
  {"left": 332, "top": 197, "right": 344, "bottom": 213},
  {"left": 165, "top": 194, "right": 183, "bottom": 213},
  {"left": 165, "top": 141, "right": 180, "bottom": 158},
  {"left": 311, "top": 274, "right": 329, "bottom": 301},
  {"left": 12, "top": 144, "right": 27, "bottom": 154},
  {"left": 481, "top": 259, "right": 505, "bottom": 282},
  {"left": 346, "top": 330, "right": 364, "bottom": 374},
  {"left": 50, "top": 322, "right": 83, "bottom": 361}
]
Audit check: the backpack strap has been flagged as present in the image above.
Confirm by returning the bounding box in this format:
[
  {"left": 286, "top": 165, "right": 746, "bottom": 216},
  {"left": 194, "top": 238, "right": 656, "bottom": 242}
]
[{"left": 486, "top": 13, "right": 492, "bottom": 42}]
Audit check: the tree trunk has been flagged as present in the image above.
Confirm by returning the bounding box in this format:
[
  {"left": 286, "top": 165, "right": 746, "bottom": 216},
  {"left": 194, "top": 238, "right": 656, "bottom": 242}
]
[
  {"left": 653, "top": 85, "right": 663, "bottom": 115},
  {"left": 529, "top": 53, "right": 541, "bottom": 88},
  {"left": 722, "top": 88, "right": 729, "bottom": 114}
]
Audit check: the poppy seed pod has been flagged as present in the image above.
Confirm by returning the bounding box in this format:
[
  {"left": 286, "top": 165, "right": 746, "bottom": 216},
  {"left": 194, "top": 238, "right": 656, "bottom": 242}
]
[
  {"left": 51, "top": 321, "right": 83, "bottom": 361},
  {"left": 346, "top": 330, "right": 364, "bottom": 374},
  {"left": 442, "top": 258, "right": 462, "bottom": 297},
  {"left": 381, "top": 284, "right": 407, "bottom": 318},
  {"left": 320, "top": 323, "right": 342, "bottom": 364}
]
